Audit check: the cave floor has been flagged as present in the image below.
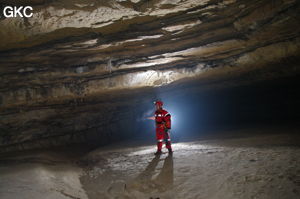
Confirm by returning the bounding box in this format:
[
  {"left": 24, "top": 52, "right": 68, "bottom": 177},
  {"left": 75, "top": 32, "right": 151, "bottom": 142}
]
[{"left": 0, "top": 126, "right": 299, "bottom": 199}]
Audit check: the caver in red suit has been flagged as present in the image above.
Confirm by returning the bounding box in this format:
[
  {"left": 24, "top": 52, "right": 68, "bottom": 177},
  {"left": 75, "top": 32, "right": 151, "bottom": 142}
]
[{"left": 154, "top": 101, "right": 172, "bottom": 155}]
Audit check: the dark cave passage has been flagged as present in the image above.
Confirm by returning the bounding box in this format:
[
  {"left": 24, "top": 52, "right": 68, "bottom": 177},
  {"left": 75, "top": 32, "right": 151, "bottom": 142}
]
[{"left": 1, "top": 70, "right": 299, "bottom": 153}]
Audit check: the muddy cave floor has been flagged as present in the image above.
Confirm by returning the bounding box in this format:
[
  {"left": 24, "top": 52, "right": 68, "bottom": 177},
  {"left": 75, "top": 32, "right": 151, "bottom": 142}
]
[{"left": 0, "top": 125, "right": 299, "bottom": 199}]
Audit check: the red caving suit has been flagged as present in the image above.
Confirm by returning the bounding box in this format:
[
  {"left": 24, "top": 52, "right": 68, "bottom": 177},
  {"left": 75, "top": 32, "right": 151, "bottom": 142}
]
[{"left": 155, "top": 108, "right": 172, "bottom": 151}]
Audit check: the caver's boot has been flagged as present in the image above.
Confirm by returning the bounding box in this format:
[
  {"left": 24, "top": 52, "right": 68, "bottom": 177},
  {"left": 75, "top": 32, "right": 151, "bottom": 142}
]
[
  {"left": 154, "top": 150, "right": 162, "bottom": 156},
  {"left": 155, "top": 141, "right": 163, "bottom": 155}
]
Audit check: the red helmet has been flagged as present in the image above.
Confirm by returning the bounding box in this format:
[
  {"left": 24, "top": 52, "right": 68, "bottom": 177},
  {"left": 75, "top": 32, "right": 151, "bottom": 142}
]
[{"left": 154, "top": 100, "right": 163, "bottom": 106}]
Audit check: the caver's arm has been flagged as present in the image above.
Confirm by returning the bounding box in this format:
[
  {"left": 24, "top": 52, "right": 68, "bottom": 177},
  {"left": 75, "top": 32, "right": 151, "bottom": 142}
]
[{"left": 164, "top": 112, "right": 171, "bottom": 129}]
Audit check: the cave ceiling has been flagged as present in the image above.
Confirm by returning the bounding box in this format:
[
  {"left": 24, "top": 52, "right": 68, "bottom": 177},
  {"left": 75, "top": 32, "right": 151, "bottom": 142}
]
[{"left": 0, "top": 0, "right": 300, "bottom": 107}]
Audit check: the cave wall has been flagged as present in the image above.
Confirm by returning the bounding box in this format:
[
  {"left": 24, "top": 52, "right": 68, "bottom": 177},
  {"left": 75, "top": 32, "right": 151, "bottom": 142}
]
[{"left": 0, "top": 0, "right": 300, "bottom": 152}]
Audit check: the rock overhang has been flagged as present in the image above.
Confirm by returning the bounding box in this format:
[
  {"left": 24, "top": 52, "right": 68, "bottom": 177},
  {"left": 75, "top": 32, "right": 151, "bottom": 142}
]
[{"left": 0, "top": 0, "right": 299, "bottom": 151}]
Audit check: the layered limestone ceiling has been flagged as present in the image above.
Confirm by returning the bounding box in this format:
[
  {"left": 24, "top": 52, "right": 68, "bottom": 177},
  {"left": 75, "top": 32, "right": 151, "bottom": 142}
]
[
  {"left": 1, "top": 0, "right": 300, "bottom": 106},
  {"left": 0, "top": 0, "right": 299, "bottom": 151}
]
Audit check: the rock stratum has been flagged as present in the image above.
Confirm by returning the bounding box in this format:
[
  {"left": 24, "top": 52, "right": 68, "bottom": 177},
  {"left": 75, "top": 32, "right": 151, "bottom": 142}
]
[{"left": 0, "top": 0, "right": 299, "bottom": 152}]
